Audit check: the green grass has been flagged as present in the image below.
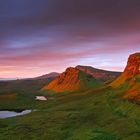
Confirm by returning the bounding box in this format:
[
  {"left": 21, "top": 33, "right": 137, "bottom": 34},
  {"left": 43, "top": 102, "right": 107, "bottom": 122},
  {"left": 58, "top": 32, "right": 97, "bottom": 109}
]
[
  {"left": 79, "top": 71, "right": 103, "bottom": 89},
  {"left": 0, "top": 85, "right": 140, "bottom": 139},
  {"left": 136, "top": 53, "right": 140, "bottom": 57},
  {"left": 136, "top": 77, "right": 140, "bottom": 83}
]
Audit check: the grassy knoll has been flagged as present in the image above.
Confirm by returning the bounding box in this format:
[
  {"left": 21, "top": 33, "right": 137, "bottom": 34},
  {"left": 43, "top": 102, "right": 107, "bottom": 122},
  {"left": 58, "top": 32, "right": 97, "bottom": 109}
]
[{"left": 0, "top": 87, "right": 140, "bottom": 140}]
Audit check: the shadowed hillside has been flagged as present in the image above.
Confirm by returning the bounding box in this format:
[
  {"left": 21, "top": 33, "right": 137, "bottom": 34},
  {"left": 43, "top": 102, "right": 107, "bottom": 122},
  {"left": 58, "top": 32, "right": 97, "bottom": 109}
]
[
  {"left": 76, "top": 65, "right": 121, "bottom": 83},
  {"left": 0, "top": 72, "right": 59, "bottom": 100},
  {"left": 34, "top": 72, "right": 59, "bottom": 80}
]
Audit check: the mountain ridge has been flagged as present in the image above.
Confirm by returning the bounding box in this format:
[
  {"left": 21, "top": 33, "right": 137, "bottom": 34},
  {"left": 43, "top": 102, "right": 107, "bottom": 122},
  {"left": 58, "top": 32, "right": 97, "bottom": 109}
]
[{"left": 76, "top": 65, "right": 121, "bottom": 82}]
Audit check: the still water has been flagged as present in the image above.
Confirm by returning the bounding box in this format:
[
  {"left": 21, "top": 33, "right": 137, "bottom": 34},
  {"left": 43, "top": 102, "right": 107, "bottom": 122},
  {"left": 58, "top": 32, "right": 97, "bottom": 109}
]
[{"left": 0, "top": 110, "right": 32, "bottom": 119}]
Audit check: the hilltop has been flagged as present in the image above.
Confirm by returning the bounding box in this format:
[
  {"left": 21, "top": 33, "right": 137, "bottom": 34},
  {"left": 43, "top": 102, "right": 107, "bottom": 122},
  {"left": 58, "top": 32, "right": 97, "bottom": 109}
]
[{"left": 43, "top": 67, "right": 102, "bottom": 93}]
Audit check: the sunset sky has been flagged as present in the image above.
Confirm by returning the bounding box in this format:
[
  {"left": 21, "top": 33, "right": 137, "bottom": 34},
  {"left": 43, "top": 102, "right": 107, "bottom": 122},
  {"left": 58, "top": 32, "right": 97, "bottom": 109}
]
[{"left": 0, "top": 0, "right": 140, "bottom": 78}]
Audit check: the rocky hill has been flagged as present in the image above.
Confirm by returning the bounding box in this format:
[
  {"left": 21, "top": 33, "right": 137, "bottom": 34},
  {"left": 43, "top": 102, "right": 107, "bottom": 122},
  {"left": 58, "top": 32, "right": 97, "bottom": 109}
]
[
  {"left": 110, "top": 52, "right": 140, "bottom": 100},
  {"left": 43, "top": 67, "right": 102, "bottom": 93}
]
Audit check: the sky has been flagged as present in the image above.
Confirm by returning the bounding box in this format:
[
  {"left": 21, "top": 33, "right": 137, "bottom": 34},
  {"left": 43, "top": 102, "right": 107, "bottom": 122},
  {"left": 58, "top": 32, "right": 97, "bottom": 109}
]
[{"left": 0, "top": 0, "right": 140, "bottom": 78}]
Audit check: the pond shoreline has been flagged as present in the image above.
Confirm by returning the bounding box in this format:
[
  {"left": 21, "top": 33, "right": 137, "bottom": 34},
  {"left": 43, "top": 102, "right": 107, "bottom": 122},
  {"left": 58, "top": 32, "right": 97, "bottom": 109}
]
[{"left": 0, "top": 109, "right": 32, "bottom": 119}]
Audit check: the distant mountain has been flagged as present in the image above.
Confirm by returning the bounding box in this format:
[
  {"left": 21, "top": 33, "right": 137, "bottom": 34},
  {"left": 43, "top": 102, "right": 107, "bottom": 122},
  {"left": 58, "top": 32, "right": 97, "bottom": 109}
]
[
  {"left": 43, "top": 67, "right": 103, "bottom": 93},
  {"left": 0, "top": 78, "right": 53, "bottom": 95},
  {"left": 0, "top": 73, "right": 59, "bottom": 95},
  {"left": 0, "top": 72, "right": 59, "bottom": 81},
  {"left": 110, "top": 52, "right": 140, "bottom": 100},
  {"left": 34, "top": 72, "right": 59, "bottom": 80},
  {"left": 76, "top": 65, "right": 121, "bottom": 83},
  {"left": 0, "top": 78, "right": 17, "bottom": 81}
]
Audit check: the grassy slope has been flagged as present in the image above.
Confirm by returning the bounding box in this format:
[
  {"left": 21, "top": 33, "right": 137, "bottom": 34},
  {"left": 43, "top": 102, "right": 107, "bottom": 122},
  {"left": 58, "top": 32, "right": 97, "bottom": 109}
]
[
  {"left": 110, "top": 73, "right": 140, "bottom": 102},
  {"left": 78, "top": 71, "right": 103, "bottom": 89},
  {"left": 0, "top": 87, "right": 140, "bottom": 140}
]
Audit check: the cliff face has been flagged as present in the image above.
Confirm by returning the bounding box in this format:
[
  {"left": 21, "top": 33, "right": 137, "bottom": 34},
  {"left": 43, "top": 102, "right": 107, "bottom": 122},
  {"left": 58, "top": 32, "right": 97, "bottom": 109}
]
[
  {"left": 42, "top": 67, "right": 102, "bottom": 93},
  {"left": 124, "top": 53, "right": 140, "bottom": 76},
  {"left": 111, "top": 53, "right": 140, "bottom": 88},
  {"left": 110, "top": 53, "right": 140, "bottom": 100}
]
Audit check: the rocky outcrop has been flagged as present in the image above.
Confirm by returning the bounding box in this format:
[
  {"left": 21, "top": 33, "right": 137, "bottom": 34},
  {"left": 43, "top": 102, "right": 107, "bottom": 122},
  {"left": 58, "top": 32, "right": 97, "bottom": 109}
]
[
  {"left": 111, "top": 53, "right": 140, "bottom": 88},
  {"left": 124, "top": 53, "right": 140, "bottom": 76}
]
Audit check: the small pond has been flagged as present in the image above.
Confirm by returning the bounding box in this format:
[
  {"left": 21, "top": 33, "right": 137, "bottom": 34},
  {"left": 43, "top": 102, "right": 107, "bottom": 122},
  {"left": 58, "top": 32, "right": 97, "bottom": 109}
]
[
  {"left": 0, "top": 109, "right": 32, "bottom": 119},
  {"left": 35, "top": 96, "right": 47, "bottom": 101}
]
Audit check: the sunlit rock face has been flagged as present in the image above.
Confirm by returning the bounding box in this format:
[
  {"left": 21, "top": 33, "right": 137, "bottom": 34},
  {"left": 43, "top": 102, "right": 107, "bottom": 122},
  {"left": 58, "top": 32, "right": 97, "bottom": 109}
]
[
  {"left": 110, "top": 52, "right": 140, "bottom": 88},
  {"left": 124, "top": 53, "right": 140, "bottom": 76},
  {"left": 42, "top": 67, "right": 81, "bottom": 92}
]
